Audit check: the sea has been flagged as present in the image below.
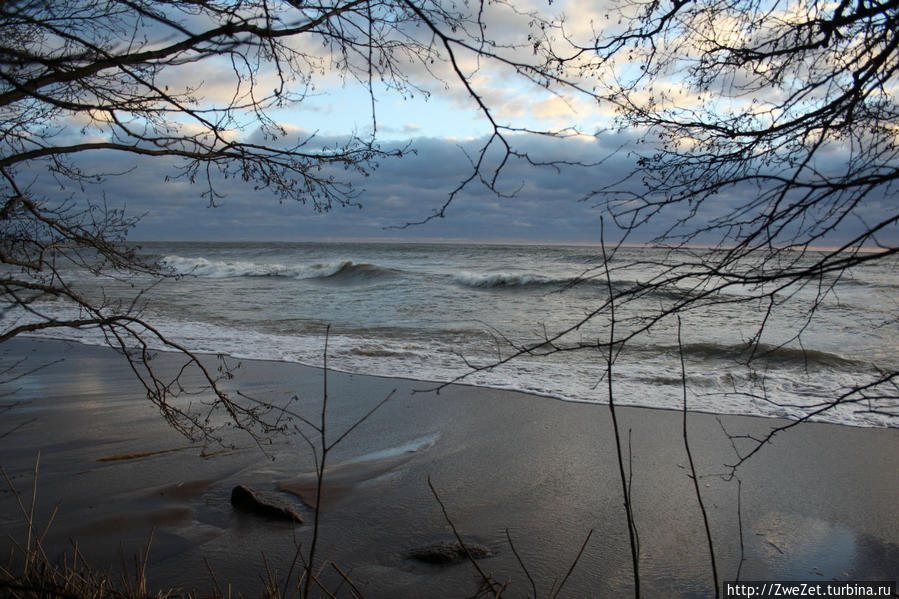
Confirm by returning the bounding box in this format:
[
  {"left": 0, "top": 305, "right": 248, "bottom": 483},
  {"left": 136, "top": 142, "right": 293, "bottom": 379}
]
[{"left": 6, "top": 241, "right": 898, "bottom": 428}]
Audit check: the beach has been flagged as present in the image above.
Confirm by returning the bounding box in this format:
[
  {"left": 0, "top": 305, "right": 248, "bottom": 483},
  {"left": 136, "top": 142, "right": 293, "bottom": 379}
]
[{"left": 1, "top": 337, "right": 897, "bottom": 597}]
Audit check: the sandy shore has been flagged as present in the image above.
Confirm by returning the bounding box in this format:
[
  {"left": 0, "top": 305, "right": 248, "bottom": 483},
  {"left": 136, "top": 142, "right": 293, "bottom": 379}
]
[{"left": 1, "top": 338, "right": 897, "bottom": 597}]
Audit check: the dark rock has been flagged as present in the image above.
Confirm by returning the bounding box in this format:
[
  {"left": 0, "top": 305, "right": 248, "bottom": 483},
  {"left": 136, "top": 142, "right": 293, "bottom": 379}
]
[
  {"left": 230, "top": 485, "right": 303, "bottom": 523},
  {"left": 407, "top": 540, "right": 493, "bottom": 564}
]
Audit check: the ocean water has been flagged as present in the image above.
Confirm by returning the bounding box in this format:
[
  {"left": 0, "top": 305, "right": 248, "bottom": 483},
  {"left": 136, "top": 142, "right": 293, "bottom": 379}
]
[{"left": 5, "top": 241, "right": 898, "bottom": 427}]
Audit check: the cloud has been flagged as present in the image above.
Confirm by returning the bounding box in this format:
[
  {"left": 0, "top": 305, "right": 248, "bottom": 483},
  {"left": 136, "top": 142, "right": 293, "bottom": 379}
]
[
  {"left": 12, "top": 130, "right": 631, "bottom": 242},
  {"left": 4, "top": 0, "right": 892, "bottom": 251},
  {"left": 12, "top": 121, "right": 894, "bottom": 247}
]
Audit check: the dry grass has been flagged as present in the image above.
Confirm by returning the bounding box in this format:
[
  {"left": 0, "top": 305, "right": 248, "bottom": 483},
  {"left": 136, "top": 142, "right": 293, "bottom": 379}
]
[{"left": 1, "top": 456, "right": 174, "bottom": 599}]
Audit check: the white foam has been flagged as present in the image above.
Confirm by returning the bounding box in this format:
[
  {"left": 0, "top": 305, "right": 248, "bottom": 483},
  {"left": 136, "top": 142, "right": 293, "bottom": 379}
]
[
  {"left": 161, "top": 255, "right": 304, "bottom": 278},
  {"left": 160, "top": 255, "right": 367, "bottom": 280},
  {"left": 5, "top": 295, "right": 894, "bottom": 429}
]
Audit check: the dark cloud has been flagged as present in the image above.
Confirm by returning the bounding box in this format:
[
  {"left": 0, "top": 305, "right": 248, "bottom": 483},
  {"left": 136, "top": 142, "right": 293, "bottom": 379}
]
[{"left": 15, "top": 130, "right": 897, "bottom": 246}]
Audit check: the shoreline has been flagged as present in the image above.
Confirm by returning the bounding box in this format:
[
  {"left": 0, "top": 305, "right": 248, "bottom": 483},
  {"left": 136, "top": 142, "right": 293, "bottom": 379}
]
[
  {"left": 1, "top": 337, "right": 897, "bottom": 597},
  {"left": 16, "top": 333, "right": 894, "bottom": 430}
]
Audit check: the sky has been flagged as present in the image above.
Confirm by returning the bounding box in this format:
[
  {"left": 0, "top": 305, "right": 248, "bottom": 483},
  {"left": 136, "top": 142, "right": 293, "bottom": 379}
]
[
  {"left": 159, "top": 139, "right": 627, "bottom": 244},
  {"left": 26, "top": 0, "right": 645, "bottom": 244},
  {"left": 44, "top": 132, "right": 638, "bottom": 244},
  {"left": 19, "top": 0, "right": 899, "bottom": 247}
]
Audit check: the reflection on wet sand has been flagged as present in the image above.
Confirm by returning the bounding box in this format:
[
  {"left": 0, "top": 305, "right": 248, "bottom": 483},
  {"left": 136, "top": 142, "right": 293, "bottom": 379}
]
[{"left": 278, "top": 435, "right": 438, "bottom": 508}]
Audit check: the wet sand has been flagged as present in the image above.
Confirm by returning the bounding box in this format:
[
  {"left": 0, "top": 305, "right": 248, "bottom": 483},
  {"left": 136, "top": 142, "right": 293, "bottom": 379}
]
[{"left": 0, "top": 338, "right": 897, "bottom": 597}]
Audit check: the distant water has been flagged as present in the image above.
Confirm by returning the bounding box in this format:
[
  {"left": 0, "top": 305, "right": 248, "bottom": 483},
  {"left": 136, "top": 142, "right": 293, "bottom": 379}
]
[{"left": 6, "top": 242, "right": 898, "bottom": 427}]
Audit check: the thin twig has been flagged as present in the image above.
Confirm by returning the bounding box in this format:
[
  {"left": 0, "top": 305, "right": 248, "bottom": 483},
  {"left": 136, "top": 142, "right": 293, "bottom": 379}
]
[
  {"left": 505, "top": 528, "right": 537, "bottom": 598},
  {"left": 735, "top": 478, "right": 746, "bottom": 582},
  {"left": 601, "top": 218, "right": 641, "bottom": 598},
  {"left": 550, "top": 529, "right": 594, "bottom": 599},
  {"left": 330, "top": 562, "right": 365, "bottom": 599},
  {"left": 304, "top": 324, "right": 331, "bottom": 599},
  {"left": 678, "top": 316, "right": 720, "bottom": 597},
  {"left": 427, "top": 476, "right": 501, "bottom": 596}
]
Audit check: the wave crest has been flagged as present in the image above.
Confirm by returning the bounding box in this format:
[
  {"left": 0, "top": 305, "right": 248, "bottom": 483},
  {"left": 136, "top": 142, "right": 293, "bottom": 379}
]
[
  {"left": 311, "top": 261, "right": 397, "bottom": 282},
  {"left": 161, "top": 255, "right": 301, "bottom": 278},
  {"left": 454, "top": 272, "right": 570, "bottom": 289},
  {"left": 161, "top": 256, "right": 396, "bottom": 282},
  {"left": 667, "top": 342, "right": 864, "bottom": 369},
  {"left": 452, "top": 271, "right": 658, "bottom": 296}
]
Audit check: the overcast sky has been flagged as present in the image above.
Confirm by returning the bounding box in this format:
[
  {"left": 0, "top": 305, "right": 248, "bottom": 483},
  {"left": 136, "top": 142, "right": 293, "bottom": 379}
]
[
  {"left": 21, "top": 0, "right": 898, "bottom": 247},
  {"left": 32, "top": 128, "right": 888, "bottom": 247},
  {"left": 120, "top": 0, "right": 636, "bottom": 244},
  {"left": 35, "top": 132, "right": 635, "bottom": 243}
]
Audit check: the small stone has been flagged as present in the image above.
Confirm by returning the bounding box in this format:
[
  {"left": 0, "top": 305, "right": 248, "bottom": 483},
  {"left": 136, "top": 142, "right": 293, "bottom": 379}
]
[
  {"left": 230, "top": 485, "right": 303, "bottom": 523},
  {"left": 408, "top": 540, "right": 493, "bottom": 564}
]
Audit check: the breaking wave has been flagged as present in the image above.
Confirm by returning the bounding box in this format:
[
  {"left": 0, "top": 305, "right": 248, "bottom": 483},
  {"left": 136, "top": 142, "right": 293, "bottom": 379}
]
[
  {"left": 311, "top": 260, "right": 398, "bottom": 283},
  {"left": 451, "top": 271, "right": 711, "bottom": 303},
  {"left": 452, "top": 271, "right": 649, "bottom": 291},
  {"left": 161, "top": 256, "right": 397, "bottom": 282},
  {"left": 453, "top": 272, "right": 566, "bottom": 289},
  {"left": 647, "top": 341, "right": 867, "bottom": 369},
  {"left": 162, "top": 255, "right": 301, "bottom": 278}
]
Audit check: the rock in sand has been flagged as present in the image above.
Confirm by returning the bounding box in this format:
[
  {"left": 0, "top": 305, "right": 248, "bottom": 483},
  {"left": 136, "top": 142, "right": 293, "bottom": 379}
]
[
  {"left": 230, "top": 485, "right": 303, "bottom": 523},
  {"left": 407, "top": 540, "right": 493, "bottom": 564}
]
